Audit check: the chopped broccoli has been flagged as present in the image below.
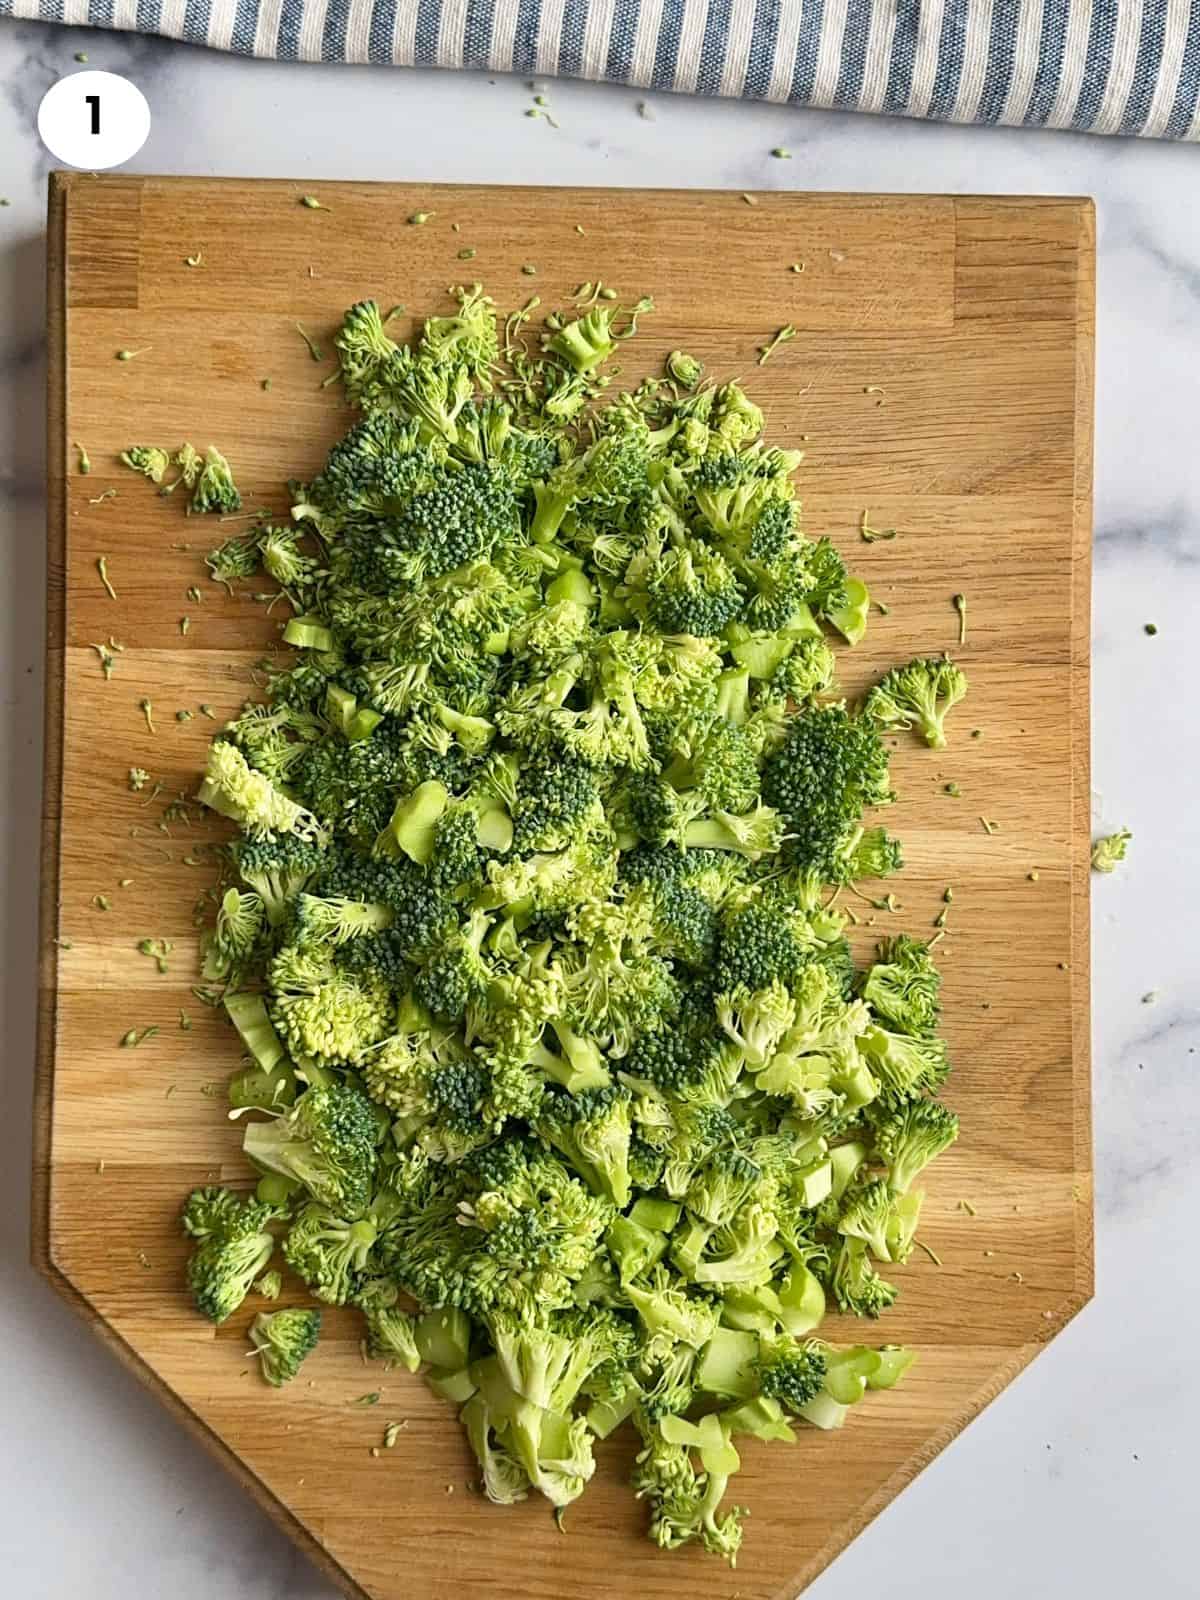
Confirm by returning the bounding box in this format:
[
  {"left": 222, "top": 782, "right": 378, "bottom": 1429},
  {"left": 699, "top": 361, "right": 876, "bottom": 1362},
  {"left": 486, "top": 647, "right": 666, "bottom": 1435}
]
[
  {"left": 242, "top": 1082, "right": 379, "bottom": 1215},
  {"left": 182, "top": 1187, "right": 279, "bottom": 1324},
  {"left": 147, "top": 280, "right": 952, "bottom": 1566},
  {"left": 250, "top": 1308, "right": 321, "bottom": 1386},
  {"left": 864, "top": 656, "right": 968, "bottom": 750}
]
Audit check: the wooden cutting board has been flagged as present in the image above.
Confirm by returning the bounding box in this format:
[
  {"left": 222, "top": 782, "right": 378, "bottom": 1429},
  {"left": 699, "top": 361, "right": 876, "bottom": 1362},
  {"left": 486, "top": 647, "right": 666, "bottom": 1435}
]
[{"left": 38, "top": 173, "right": 1094, "bottom": 1600}]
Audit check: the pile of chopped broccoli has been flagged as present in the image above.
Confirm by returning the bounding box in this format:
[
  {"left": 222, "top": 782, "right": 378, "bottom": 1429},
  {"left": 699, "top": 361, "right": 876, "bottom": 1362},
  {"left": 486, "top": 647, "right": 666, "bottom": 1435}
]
[{"left": 144, "top": 282, "right": 964, "bottom": 1564}]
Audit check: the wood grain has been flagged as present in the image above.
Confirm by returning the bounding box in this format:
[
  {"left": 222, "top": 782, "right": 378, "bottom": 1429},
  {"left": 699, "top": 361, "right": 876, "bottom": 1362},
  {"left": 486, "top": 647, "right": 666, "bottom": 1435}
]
[{"left": 37, "top": 173, "right": 1095, "bottom": 1600}]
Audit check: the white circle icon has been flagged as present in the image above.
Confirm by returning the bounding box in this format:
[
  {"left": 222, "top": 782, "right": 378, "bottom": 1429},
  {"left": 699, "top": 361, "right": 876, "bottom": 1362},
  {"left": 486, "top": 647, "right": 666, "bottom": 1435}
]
[{"left": 37, "top": 71, "right": 151, "bottom": 170}]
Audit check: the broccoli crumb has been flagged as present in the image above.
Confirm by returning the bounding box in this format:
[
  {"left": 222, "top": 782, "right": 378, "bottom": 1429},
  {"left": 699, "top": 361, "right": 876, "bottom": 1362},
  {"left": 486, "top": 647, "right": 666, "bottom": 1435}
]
[
  {"left": 1091, "top": 828, "right": 1131, "bottom": 874},
  {"left": 1143, "top": 623, "right": 1157, "bottom": 636},
  {"left": 295, "top": 324, "right": 324, "bottom": 362},
  {"left": 757, "top": 324, "right": 797, "bottom": 364},
  {"left": 859, "top": 509, "right": 897, "bottom": 543},
  {"left": 96, "top": 556, "right": 117, "bottom": 600}
]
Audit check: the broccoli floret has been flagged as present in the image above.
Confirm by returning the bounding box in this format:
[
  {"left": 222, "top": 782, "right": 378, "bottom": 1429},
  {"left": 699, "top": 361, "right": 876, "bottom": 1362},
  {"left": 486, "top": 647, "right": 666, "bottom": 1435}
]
[
  {"left": 761, "top": 705, "right": 893, "bottom": 874},
  {"left": 858, "top": 1024, "right": 949, "bottom": 1101},
  {"left": 120, "top": 444, "right": 173, "bottom": 484},
  {"left": 250, "top": 1308, "right": 321, "bottom": 1386},
  {"left": 190, "top": 446, "right": 243, "bottom": 515},
  {"left": 870, "top": 1098, "right": 960, "bottom": 1194},
  {"left": 828, "top": 1236, "right": 898, "bottom": 1318},
  {"left": 268, "top": 944, "right": 393, "bottom": 1066},
  {"left": 198, "top": 740, "right": 322, "bottom": 841},
  {"left": 182, "top": 1187, "right": 279, "bottom": 1324},
  {"left": 242, "top": 1082, "right": 379, "bottom": 1215},
  {"left": 859, "top": 935, "right": 942, "bottom": 1035},
  {"left": 283, "top": 1200, "right": 380, "bottom": 1305},
  {"left": 755, "top": 1336, "right": 826, "bottom": 1411},
  {"left": 536, "top": 1086, "right": 634, "bottom": 1208},
  {"left": 864, "top": 656, "right": 968, "bottom": 750}
]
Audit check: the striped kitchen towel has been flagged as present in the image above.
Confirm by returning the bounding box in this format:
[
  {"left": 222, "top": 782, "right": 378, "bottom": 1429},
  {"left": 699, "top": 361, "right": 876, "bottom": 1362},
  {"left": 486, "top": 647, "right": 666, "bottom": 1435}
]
[{"left": 3, "top": 0, "right": 1198, "bottom": 138}]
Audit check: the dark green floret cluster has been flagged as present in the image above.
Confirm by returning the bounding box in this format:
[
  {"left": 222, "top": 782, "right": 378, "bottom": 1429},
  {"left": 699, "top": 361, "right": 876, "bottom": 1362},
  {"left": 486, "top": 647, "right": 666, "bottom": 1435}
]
[{"left": 162, "top": 284, "right": 965, "bottom": 1564}]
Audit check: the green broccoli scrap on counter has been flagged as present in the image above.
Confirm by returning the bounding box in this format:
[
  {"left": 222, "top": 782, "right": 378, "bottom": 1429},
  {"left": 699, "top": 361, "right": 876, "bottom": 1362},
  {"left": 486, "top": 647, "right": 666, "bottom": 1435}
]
[
  {"left": 140, "top": 281, "right": 967, "bottom": 1565},
  {"left": 1091, "top": 828, "right": 1132, "bottom": 874}
]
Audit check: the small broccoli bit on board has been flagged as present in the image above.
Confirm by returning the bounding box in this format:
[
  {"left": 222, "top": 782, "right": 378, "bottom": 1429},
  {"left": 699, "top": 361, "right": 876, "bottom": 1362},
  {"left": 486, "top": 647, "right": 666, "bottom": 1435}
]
[
  {"left": 1091, "top": 827, "right": 1132, "bottom": 874},
  {"left": 250, "top": 1308, "right": 322, "bottom": 1386},
  {"left": 150, "top": 280, "right": 962, "bottom": 1564},
  {"left": 863, "top": 656, "right": 968, "bottom": 750}
]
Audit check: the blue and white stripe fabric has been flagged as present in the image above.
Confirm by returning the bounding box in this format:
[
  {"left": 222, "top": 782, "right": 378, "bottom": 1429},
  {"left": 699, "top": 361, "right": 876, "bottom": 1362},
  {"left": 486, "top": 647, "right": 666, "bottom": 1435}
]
[{"left": 3, "top": 0, "right": 1198, "bottom": 137}]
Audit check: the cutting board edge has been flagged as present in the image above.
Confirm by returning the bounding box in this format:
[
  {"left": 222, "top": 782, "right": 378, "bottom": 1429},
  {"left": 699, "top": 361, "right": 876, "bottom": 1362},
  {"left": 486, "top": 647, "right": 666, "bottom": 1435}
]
[
  {"left": 47, "top": 167, "right": 1099, "bottom": 207},
  {"left": 32, "top": 174, "right": 1097, "bottom": 1600}
]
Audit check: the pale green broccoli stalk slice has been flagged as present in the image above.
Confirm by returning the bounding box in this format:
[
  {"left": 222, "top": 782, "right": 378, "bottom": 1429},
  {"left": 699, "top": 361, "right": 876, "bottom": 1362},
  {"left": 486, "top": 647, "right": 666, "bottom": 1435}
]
[
  {"left": 547, "top": 307, "right": 619, "bottom": 375},
  {"left": 283, "top": 616, "right": 335, "bottom": 652},
  {"left": 826, "top": 575, "right": 871, "bottom": 645},
  {"left": 864, "top": 655, "right": 968, "bottom": 749},
  {"left": 415, "top": 1307, "right": 472, "bottom": 1370},
  {"left": 606, "top": 1215, "right": 668, "bottom": 1283},
  {"left": 224, "top": 990, "right": 286, "bottom": 1073},
  {"left": 722, "top": 1395, "right": 796, "bottom": 1443},
  {"left": 695, "top": 1327, "right": 758, "bottom": 1400},
  {"left": 1091, "top": 827, "right": 1131, "bottom": 873},
  {"left": 528, "top": 1019, "right": 611, "bottom": 1093},
  {"left": 250, "top": 1308, "right": 321, "bottom": 1386}
]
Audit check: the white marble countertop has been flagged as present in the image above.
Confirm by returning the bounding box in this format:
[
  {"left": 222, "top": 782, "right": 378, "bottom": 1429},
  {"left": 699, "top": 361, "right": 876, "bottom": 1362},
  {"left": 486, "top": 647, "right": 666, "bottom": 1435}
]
[{"left": 1, "top": 22, "right": 1197, "bottom": 1599}]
